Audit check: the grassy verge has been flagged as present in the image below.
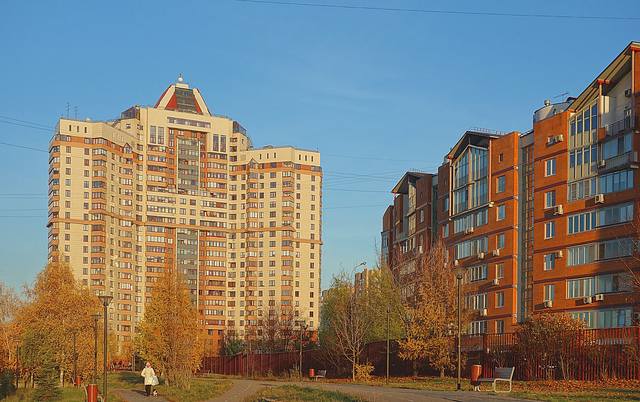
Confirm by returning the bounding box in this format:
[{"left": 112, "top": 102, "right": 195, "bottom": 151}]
[
  {"left": 3, "top": 385, "right": 123, "bottom": 402},
  {"left": 109, "top": 371, "right": 231, "bottom": 402},
  {"left": 4, "top": 371, "right": 230, "bottom": 402},
  {"left": 245, "top": 385, "right": 365, "bottom": 402},
  {"left": 324, "top": 376, "right": 640, "bottom": 402}
]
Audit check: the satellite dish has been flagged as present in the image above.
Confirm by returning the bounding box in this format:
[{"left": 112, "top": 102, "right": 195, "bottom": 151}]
[{"left": 177, "top": 74, "right": 184, "bottom": 83}]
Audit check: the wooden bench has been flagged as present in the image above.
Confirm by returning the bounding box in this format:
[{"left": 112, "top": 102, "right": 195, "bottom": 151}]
[
  {"left": 477, "top": 367, "right": 514, "bottom": 393},
  {"left": 312, "top": 369, "right": 326, "bottom": 381}
]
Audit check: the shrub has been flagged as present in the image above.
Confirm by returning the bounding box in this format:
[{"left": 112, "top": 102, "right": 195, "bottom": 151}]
[{"left": 354, "top": 363, "right": 374, "bottom": 382}]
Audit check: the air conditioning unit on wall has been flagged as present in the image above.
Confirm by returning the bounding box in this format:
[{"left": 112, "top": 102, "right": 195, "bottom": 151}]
[{"left": 544, "top": 300, "right": 553, "bottom": 308}]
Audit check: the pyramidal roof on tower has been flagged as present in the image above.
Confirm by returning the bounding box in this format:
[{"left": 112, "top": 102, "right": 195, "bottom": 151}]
[{"left": 154, "top": 74, "right": 211, "bottom": 116}]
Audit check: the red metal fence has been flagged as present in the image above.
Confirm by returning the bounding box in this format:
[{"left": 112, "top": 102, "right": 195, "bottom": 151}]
[{"left": 201, "top": 327, "right": 640, "bottom": 381}]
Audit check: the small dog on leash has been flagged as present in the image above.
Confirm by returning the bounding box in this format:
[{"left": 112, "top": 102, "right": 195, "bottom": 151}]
[{"left": 152, "top": 390, "right": 158, "bottom": 397}]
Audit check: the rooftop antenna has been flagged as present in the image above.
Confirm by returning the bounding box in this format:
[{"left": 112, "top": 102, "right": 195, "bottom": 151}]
[
  {"left": 74, "top": 106, "right": 78, "bottom": 119},
  {"left": 553, "top": 92, "right": 569, "bottom": 99},
  {"left": 66, "top": 102, "right": 70, "bottom": 118}
]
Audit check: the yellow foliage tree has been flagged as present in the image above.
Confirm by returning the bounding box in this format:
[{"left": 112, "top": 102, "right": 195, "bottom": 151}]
[
  {"left": 136, "top": 270, "right": 203, "bottom": 389},
  {"left": 15, "top": 262, "right": 100, "bottom": 386},
  {"left": 398, "top": 239, "right": 469, "bottom": 377}
]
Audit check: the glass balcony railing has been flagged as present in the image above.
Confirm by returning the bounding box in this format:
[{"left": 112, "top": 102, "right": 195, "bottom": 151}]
[
  {"left": 605, "top": 113, "right": 636, "bottom": 136},
  {"left": 598, "top": 151, "right": 638, "bottom": 172}
]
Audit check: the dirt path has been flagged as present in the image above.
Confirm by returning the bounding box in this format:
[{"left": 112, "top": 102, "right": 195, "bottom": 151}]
[{"left": 114, "top": 388, "right": 170, "bottom": 402}]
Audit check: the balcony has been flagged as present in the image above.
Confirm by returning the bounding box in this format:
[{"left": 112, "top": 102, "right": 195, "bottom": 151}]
[
  {"left": 598, "top": 151, "right": 639, "bottom": 173},
  {"left": 605, "top": 113, "right": 636, "bottom": 137}
]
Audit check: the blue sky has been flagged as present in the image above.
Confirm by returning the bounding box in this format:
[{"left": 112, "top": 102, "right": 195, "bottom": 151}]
[{"left": 0, "top": 0, "right": 637, "bottom": 289}]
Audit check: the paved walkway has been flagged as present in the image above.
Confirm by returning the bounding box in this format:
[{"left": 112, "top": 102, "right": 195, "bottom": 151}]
[
  {"left": 114, "top": 388, "right": 169, "bottom": 402},
  {"left": 207, "top": 379, "right": 529, "bottom": 402}
]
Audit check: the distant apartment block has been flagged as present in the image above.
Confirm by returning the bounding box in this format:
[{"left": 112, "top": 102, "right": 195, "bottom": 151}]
[
  {"left": 382, "top": 41, "right": 640, "bottom": 332},
  {"left": 47, "top": 77, "right": 322, "bottom": 353}
]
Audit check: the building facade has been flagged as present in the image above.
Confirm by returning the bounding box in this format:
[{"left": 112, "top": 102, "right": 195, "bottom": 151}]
[
  {"left": 382, "top": 41, "right": 640, "bottom": 333},
  {"left": 47, "top": 78, "right": 322, "bottom": 353},
  {"left": 381, "top": 172, "right": 436, "bottom": 302}
]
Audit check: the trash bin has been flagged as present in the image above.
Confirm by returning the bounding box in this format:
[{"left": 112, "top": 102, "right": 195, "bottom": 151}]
[
  {"left": 75, "top": 375, "right": 81, "bottom": 387},
  {"left": 86, "top": 384, "right": 98, "bottom": 402},
  {"left": 470, "top": 365, "right": 482, "bottom": 391},
  {"left": 308, "top": 368, "right": 315, "bottom": 378}
]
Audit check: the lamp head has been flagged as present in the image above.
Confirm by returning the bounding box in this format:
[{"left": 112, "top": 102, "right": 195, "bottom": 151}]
[
  {"left": 98, "top": 295, "right": 113, "bottom": 307},
  {"left": 455, "top": 266, "right": 466, "bottom": 280}
]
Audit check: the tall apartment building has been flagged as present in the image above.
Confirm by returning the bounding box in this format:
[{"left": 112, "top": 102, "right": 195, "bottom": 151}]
[
  {"left": 437, "top": 130, "right": 521, "bottom": 334},
  {"left": 381, "top": 172, "right": 436, "bottom": 302},
  {"left": 382, "top": 41, "right": 640, "bottom": 333},
  {"left": 47, "top": 77, "right": 322, "bottom": 353}
]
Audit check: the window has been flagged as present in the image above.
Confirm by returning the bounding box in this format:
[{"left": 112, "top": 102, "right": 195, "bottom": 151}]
[
  {"left": 543, "top": 253, "right": 556, "bottom": 270},
  {"left": 545, "top": 191, "right": 556, "bottom": 208},
  {"left": 545, "top": 159, "right": 556, "bottom": 176},
  {"left": 466, "top": 293, "right": 487, "bottom": 310},
  {"left": 599, "top": 170, "right": 634, "bottom": 194},
  {"left": 571, "top": 308, "right": 632, "bottom": 329},
  {"left": 497, "top": 205, "right": 506, "bottom": 221},
  {"left": 495, "top": 264, "right": 504, "bottom": 279},
  {"left": 496, "top": 176, "right": 506, "bottom": 193},
  {"left": 454, "top": 209, "right": 488, "bottom": 233},
  {"left": 579, "top": 239, "right": 636, "bottom": 267},
  {"left": 470, "top": 320, "right": 487, "bottom": 335},
  {"left": 568, "top": 202, "right": 633, "bottom": 234},
  {"left": 468, "top": 265, "right": 488, "bottom": 282},
  {"left": 544, "top": 284, "right": 555, "bottom": 302},
  {"left": 454, "top": 237, "right": 488, "bottom": 259},
  {"left": 545, "top": 221, "right": 555, "bottom": 239},
  {"left": 496, "top": 291, "right": 504, "bottom": 308},
  {"left": 496, "top": 320, "right": 505, "bottom": 334},
  {"left": 149, "top": 126, "right": 156, "bottom": 143},
  {"left": 567, "top": 210, "right": 596, "bottom": 234},
  {"left": 602, "top": 133, "right": 632, "bottom": 160},
  {"left": 497, "top": 233, "right": 505, "bottom": 249}
]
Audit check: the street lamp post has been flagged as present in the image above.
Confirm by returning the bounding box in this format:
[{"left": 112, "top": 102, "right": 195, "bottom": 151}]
[
  {"left": 15, "top": 343, "right": 19, "bottom": 390},
  {"left": 455, "top": 267, "right": 465, "bottom": 391},
  {"left": 299, "top": 321, "right": 307, "bottom": 378},
  {"left": 90, "top": 313, "right": 101, "bottom": 384},
  {"left": 386, "top": 305, "right": 390, "bottom": 384},
  {"left": 98, "top": 295, "right": 113, "bottom": 399},
  {"left": 72, "top": 330, "right": 77, "bottom": 387}
]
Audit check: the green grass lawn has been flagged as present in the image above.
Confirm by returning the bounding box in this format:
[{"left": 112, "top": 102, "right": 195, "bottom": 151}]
[
  {"left": 3, "top": 371, "right": 231, "bottom": 402},
  {"left": 245, "top": 385, "right": 365, "bottom": 402},
  {"left": 334, "top": 376, "right": 640, "bottom": 402},
  {"left": 109, "top": 371, "right": 232, "bottom": 402}
]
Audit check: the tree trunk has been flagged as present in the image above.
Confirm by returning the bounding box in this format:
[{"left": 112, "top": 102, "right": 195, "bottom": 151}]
[
  {"left": 59, "top": 367, "right": 64, "bottom": 387},
  {"left": 412, "top": 360, "right": 418, "bottom": 377},
  {"left": 440, "top": 367, "right": 445, "bottom": 378}
]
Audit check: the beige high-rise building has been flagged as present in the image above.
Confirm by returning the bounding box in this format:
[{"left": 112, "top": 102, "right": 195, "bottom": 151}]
[{"left": 47, "top": 77, "right": 322, "bottom": 354}]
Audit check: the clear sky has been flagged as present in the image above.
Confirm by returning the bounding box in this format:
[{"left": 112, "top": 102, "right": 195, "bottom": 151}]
[{"left": 0, "top": 0, "right": 637, "bottom": 289}]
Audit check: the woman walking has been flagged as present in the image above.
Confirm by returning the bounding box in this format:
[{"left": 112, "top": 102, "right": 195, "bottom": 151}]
[{"left": 141, "top": 362, "right": 157, "bottom": 397}]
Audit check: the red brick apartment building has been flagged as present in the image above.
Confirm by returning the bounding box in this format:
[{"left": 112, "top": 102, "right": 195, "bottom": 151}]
[
  {"left": 381, "top": 172, "right": 436, "bottom": 302},
  {"left": 382, "top": 41, "right": 640, "bottom": 333}
]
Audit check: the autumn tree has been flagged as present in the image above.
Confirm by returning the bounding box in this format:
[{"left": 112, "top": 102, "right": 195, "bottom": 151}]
[
  {"left": 320, "top": 275, "right": 366, "bottom": 380},
  {"left": 136, "top": 270, "right": 204, "bottom": 389},
  {"left": 0, "top": 282, "right": 20, "bottom": 397},
  {"left": 319, "top": 269, "right": 404, "bottom": 380},
  {"left": 514, "top": 313, "right": 585, "bottom": 380},
  {"left": 398, "top": 239, "right": 468, "bottom": 377},
  {"left": 254, "top": 305, "right": 296, "bottom": 353},
  {"left": 14, "top": 262, "right": 100, "bottom": 388}
]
